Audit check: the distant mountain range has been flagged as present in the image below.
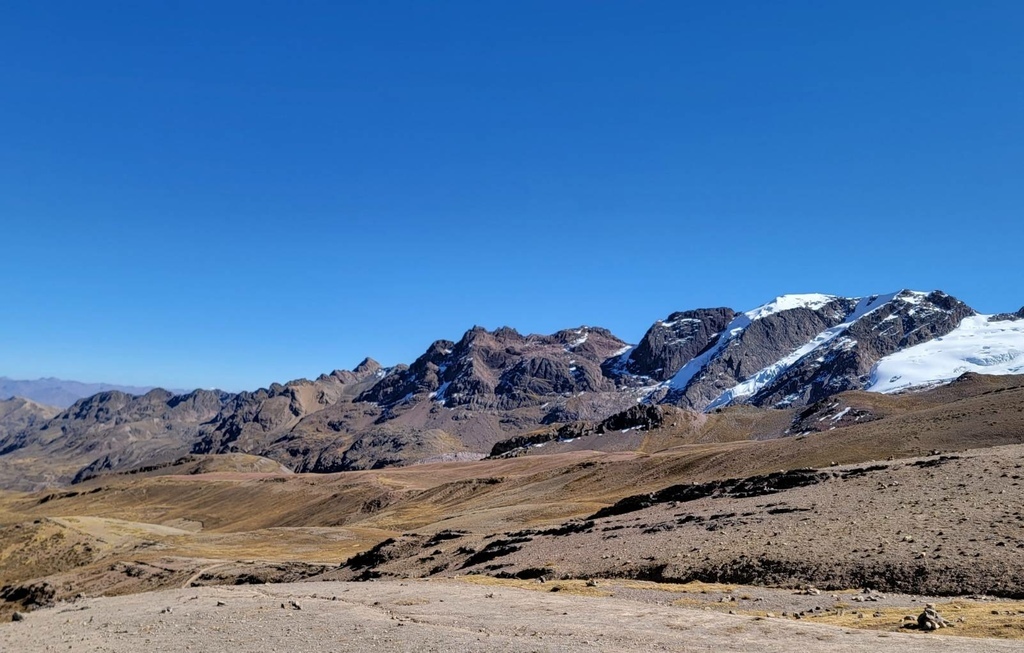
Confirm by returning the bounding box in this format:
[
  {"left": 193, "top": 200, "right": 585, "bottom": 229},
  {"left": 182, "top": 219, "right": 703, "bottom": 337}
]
[
  {"left": 0, "top": 377, "right": 184, "bottom": 409},
  {"left": 1, "top": 289, "right": 1021, "bottom": 490}
]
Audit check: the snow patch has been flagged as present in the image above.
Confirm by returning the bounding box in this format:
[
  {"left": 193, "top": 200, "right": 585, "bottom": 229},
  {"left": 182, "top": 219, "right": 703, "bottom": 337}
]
[
  {"left": 744, "top": 294, "right": 838, "bottom": 321},
  {"left": 611, "top": 344, "right": 634, "bottom": 358},
  {"left": 667, "top": 313, "right": 752, "bottom": 391},
  {"left": 705, "top": 292, "right": 898, "bottom": 410},
  {"left": 659, "top": 318, "right": 701, "bottom": 328},
  {"left": 565, "top": 330, "right": 589, "bottom": 350},
  {"left": 866, "top": 315, "right": 1024, "bottom": 393},
  {"left": 830, "top": 407, "right": 852, "bottom": 422},
  {"left": 432, "top": 381, "right": 452, "bottom": 405}
]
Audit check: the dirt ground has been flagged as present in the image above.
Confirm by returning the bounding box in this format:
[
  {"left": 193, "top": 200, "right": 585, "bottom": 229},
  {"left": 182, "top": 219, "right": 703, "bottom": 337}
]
[{"left": 2, "top": 579, "right": 1021, "bottom": 653}]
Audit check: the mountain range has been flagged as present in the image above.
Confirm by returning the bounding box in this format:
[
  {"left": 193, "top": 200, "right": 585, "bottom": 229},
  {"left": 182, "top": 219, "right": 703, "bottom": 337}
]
[
  {"left": 1, "top": 289, "right": 1022, "bottom": 490},
  {"left": 0, "top": 377, "right": 178, "bottom": 409}
]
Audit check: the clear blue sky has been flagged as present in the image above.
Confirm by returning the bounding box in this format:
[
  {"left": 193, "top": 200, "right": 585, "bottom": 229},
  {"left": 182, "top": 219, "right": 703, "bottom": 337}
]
[{"left": 2, "top": 1, "right": 1022, "bottom": 391}]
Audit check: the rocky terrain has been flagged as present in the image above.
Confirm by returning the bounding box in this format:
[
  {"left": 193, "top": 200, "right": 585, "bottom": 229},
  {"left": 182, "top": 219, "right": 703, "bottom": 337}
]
[{"left": 3, "top": 579, "right": 1022, "bottom": 652}]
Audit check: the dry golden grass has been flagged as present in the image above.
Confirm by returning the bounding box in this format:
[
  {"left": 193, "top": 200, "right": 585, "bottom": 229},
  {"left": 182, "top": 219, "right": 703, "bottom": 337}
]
[
  {"left": 454, "top": 576, "right": 613, "bottom": 598},
  {"left": 800, "top": 601, "right": 1024, "bottom": 639},
  {"left": 617, "top": 579, "right": 739, "bottom": 594}
]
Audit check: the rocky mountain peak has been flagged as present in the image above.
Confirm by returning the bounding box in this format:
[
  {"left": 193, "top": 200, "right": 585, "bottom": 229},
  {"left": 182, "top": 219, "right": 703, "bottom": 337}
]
[
  {"left": 621, "top": 308, "right": 738, "bottom": 381},
  {"left": 660, "top": 295, "right": 860, "bottom": 410},
  {"left": 353, "top": 357, "right": 382, "bottom": 376},
  {"left": 63, "top": 391, "right": 135, "bottom": 422},
  {"left": 356, "top": 324, "right": 628, "bottom": 411},
  {"left": 659, "top": 289, "right": 977, "bottom": 411}
]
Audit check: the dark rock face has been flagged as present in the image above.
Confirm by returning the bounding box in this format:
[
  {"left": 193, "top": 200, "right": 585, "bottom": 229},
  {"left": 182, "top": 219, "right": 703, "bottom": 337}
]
[
  {"left": 358, "top": 326, "right": 628, "bottom": 411},
  {"left": 659, "top": 291, "right": 977, "bottom": 411},
  {"left": 489, "top": 404, "right": 680, "bottom": 457},
  {"left": 357, "top": 341, "right": 454, "bottom": 407},
  {"left": 992, "top": 307, "right": 1024, "bottom": 321},
  {"left": 787, "top": 398, "right": 878, "bottom": 434},
  {"left": 599, "top": 404, "right": 668, "bottom": 432},
  {"left": 748, "top": 291, "right": 974, "bottom": 408},
  {"left": 621, "top": 308, "right": 737, "bottom": 381},
  {"left": 664, "top": 297, "right": 859, "bottom": 410}
]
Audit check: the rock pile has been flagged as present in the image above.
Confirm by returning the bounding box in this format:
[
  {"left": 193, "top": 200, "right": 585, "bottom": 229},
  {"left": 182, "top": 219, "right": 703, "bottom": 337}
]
[{"left": 912, "top": 604, "right": 951, "bottom": 631}]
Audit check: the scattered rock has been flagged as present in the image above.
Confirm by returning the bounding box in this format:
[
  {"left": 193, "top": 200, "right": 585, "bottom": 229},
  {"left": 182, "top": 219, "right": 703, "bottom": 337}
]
[{"left": 11, "top": 612, "right": 25, "bottom": 621}]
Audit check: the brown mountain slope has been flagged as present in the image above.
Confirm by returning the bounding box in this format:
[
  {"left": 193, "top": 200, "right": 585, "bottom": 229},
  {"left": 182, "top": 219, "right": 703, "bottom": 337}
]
[{"left": 0, "top": 398, "right": 59, "bottom": 449}]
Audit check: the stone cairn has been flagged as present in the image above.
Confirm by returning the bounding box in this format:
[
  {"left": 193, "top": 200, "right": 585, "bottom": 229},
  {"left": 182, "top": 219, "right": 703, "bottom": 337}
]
[{"left": 914, "top": 604, "right": 951, "bottom": 631}]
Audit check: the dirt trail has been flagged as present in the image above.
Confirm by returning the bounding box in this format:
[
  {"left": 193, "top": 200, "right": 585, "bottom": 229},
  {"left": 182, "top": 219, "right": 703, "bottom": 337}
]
[
  {"left": 1, "top": 580, "right": 1017, "bottom": 652},
  {"left": 180, "top": 562, "right": 229, "bottom": 588}
]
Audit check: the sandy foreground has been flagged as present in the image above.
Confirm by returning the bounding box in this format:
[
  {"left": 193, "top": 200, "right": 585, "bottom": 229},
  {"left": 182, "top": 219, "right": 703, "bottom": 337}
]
[{"left": 0, "top": 579, "right": 1016, "bottom": 653}]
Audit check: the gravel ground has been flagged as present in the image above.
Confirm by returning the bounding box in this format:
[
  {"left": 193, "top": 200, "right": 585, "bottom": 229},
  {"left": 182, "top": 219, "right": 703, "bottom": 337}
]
[{"left": 0, "top": 579, "right": 1018, "bottom": 653}]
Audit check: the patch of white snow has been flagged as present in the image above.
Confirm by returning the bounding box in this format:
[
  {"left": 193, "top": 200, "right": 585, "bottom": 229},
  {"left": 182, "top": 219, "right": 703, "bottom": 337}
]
[
  {"left": 743, "top": 294, "right": 838, "bottom": 321},
  {"left": 433, "top": 381, "right": 452, "bottom": 405},
  {"left": 705, "top": 293, "right": 899, "bottom": 410},
  {"left": 865, "top": 315, "right": 1024, "bottom": 393},
  {"left": 830, "top": 407, "right": 852, "bottom": 422}
]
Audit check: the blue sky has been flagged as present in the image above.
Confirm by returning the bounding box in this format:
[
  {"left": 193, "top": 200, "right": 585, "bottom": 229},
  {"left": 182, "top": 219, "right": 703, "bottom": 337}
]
[{"left": 2, "top": 1, "right": 1022, "bottom": 391}]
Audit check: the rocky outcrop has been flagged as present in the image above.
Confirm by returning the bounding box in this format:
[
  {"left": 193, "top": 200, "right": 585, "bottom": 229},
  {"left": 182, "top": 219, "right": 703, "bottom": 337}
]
[
  {"left": 663, "top": 296, "right": 859, "bottom": 410},
  {"left": 598, "top": 404, "right": 669, "bottom": 432},
  {"left": 660, "top": 291, "right": 977, "bottom": 411},
  {"left": 747, "top": 291, "right": 974, "bottom": 407},
  {"left": 992, "top": 307, "right": 1024, "bottom": 321},
  {"left": 621, "top": 308, "right": 737, "bottom": 381},
  {"left": 489, "top": 404, "right": 681, "bottom": 457},
  {"left": 358, "top": 325, "right": 628, "bottom": 411}
]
